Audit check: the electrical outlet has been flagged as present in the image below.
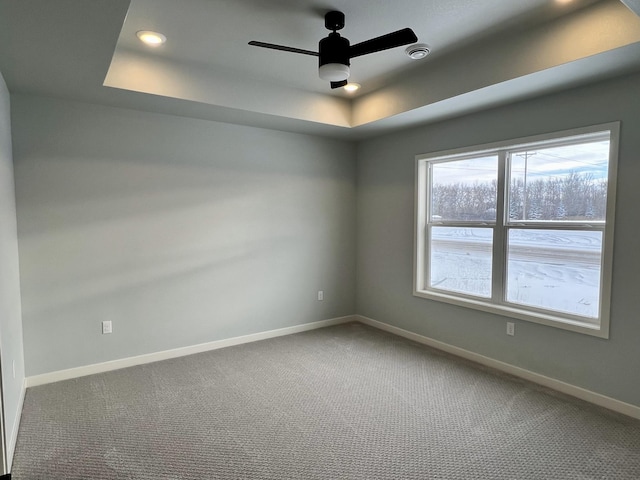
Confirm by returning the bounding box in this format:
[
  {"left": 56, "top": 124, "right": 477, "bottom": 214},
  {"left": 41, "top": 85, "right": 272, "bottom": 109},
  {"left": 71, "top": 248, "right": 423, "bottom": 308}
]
[
  {"left": 102, "top": 320, "right": 113, "bottom": 335},
  {"left": 317, "top": 290, "right": 324, "bottom": 301},
  {"left": 506, "top": 322, "right": 515, "bottom": 336}
]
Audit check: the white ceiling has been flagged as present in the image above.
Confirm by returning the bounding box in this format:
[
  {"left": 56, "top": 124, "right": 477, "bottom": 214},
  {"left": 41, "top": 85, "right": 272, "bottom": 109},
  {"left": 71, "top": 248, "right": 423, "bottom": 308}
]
[
  {"left": 1, "top": 0, "right": 640, "bottom": 139},
  {"left": 116, "top": 0, "right": 587, "bottom": 95}
]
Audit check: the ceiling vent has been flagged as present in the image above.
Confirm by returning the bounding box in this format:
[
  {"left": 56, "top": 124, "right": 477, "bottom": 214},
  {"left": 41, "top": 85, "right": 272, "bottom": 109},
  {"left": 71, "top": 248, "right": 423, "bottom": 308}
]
[{"left": 405, "top": 44, "right": 431, "bottom": 60}]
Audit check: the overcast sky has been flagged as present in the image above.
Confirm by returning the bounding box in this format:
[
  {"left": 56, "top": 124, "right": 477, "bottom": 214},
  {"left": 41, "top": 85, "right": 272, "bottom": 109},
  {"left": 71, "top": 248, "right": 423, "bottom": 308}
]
[{"left": 431, "top": 140, "right": 610, "bottom": 186}]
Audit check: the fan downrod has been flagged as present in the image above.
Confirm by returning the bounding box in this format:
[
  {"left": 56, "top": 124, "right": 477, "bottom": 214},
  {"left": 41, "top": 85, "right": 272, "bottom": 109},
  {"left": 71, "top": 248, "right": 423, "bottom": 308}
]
[{"left": 325, "top": 11, "right": 345, "bottom": 32}]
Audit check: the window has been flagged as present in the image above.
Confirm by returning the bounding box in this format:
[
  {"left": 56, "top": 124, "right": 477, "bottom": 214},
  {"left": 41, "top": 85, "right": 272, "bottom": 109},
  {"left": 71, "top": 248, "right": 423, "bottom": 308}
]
[{"left": 414, "top": 124, "right": 619, "bottom": 337}]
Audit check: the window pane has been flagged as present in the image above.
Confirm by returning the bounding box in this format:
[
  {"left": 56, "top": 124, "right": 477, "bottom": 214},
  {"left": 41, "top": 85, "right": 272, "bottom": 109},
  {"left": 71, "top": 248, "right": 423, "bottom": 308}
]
[
  {"left": 429, "top": 227, "right": 493, "bottom": 298},
  {"left": 508, "top": 140, "right": 609, "bottom": 222},
  {"left": 506, "top": 229, "right": 602, "bottom": 318},
  {"left": 430, "top": 156, "right": 498, "bottom": 222}
]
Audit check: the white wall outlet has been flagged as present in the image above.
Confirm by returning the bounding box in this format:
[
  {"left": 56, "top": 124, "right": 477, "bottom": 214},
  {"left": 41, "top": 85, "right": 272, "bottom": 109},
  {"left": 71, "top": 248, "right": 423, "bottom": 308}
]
[
  {"left": 317, "top": 290, "right": 324, "bottom": 301},
  {"left": 102, "top": 320, "right": 113, "bottom": 335},
  {"left": 506, "top": 322, "right": 515, "bottom": 336}
]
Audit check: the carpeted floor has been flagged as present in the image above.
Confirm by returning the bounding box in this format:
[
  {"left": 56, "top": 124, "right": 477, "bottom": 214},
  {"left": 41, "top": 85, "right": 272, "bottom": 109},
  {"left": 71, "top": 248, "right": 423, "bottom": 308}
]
[{"left": 12, "top": 322, "right": 640, "bottom": 479}]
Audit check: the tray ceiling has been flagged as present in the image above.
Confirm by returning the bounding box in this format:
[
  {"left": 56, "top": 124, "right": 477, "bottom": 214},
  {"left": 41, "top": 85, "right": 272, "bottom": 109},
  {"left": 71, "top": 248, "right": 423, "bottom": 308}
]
[{"left": 2, "top": 0, "right": 640, "bottom": 138}]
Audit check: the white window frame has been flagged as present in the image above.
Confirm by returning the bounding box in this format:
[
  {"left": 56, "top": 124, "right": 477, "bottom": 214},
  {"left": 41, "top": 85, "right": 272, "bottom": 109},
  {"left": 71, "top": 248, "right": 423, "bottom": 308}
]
[{"left": 414, "top": 123, "right": 619, "bottom": 338}]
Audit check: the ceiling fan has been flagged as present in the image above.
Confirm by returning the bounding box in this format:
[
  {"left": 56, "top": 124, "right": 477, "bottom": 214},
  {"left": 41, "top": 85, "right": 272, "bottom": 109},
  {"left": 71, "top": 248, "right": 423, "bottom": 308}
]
[{"left": 249, "top": 11, "right": 418, "bottom": 89}]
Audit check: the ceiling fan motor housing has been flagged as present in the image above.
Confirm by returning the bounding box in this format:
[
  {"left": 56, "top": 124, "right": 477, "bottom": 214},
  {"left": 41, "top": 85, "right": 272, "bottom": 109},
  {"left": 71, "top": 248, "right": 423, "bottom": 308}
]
[{"left": 319, "top": 33, "right": 350, "bottom": 68}]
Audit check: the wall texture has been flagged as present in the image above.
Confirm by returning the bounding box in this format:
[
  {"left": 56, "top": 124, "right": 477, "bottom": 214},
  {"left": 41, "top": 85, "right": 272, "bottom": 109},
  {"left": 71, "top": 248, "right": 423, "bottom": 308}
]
[
  {"left": 356, "top": 71, "right": 640, "bottom": 407},
  {"left": 12, "top": 95, "right": 357, "bottom": 376},
  {"left": 0, "top": 72, "right": 25, "bottom": 469}
]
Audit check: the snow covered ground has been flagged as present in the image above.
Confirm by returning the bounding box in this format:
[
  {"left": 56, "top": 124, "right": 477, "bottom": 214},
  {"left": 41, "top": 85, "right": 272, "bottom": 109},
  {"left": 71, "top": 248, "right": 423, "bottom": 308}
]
[{"left": 429, "top": 227, "right": 602, "bottom": 318}]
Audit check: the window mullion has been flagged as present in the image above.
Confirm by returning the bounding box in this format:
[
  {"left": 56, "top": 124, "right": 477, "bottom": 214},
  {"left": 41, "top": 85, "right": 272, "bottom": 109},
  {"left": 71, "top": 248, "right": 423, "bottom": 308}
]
[
  {"left": 492, "top": 151, "right": 507, "bottom": 305},
  {"left": 423, "top": 163, "right": 432, "bottom": 291}
]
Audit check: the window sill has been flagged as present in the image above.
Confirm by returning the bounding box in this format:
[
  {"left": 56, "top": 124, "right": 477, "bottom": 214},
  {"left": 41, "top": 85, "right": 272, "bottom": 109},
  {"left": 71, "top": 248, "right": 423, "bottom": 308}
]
[{"left": 413, "top": 288, "right": 608, "bottom": 339}]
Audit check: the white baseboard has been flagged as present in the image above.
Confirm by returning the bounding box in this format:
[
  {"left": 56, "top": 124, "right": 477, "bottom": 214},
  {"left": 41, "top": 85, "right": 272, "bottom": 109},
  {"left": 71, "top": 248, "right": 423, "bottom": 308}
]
[
  {"left": 24, "top": 313, "right": 640, "bottom": 420},
  {"left": 356, "top": 314, "right": 640, "bottom": 420},
  {"left": 26, "top": 316, "right": 355, "bottom": 388},
  {"left": 6, "top": 377, "right": 26, "bottom": 472}
]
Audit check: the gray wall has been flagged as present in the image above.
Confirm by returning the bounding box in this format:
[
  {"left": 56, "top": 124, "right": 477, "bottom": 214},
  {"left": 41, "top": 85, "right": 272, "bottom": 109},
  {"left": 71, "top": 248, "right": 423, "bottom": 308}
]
[
  {"left": 9, "top": 70, "right": 640, "bottom": 409},
  {"left": 0, "top": 72, "right": 25, "bottom": 469},
  {"left": 356, "top": 71, "right": 640, "bottom": 407},
  {"left": 12, "top": 95, "right": 357, "bottom": 376}
]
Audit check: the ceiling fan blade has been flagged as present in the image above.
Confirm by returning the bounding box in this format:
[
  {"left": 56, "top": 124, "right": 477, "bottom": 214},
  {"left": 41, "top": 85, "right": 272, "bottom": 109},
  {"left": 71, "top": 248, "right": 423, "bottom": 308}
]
[
  {"left": 330, "top": 80, "right": 348, "bottom": 89},
  {"left": 248, "top": 41, "right": 319, "bottom": 57},
  {"left": 349, "top": 28, "right": 418, "bottom": 59}
]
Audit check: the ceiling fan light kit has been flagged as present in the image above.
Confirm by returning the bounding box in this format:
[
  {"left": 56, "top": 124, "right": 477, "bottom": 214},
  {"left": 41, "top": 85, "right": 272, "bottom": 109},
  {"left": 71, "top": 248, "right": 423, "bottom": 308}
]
[
  {"left": 319, "top": 63, "right": 350, "bottom": 82},
  {"left": 249, "top": 10, "right": 417, "bottom": 89}
]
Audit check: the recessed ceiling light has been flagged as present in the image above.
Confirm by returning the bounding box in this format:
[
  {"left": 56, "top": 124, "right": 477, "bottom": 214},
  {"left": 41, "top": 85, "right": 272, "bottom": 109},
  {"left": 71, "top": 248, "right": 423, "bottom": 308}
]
[
  {"left": 343, "top": 83, "right": 361, "bottom": 93},
  {"left": 405, "top": 44, "right": 431, "bottom": 60},
  {"left": 136, "top": 30, "right": 166, "bottom": 47}
]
